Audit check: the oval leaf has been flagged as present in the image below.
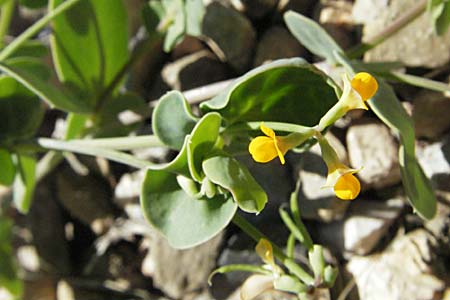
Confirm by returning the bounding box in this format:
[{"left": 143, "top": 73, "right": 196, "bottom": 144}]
[
  {"left": 0, "top": 149, "right": 15, "bottom": 186},
  {"left": 201, "top": 58, "right": 337, "bottom": 127},
  {"left": 50, "top": 0, "right": 129, "bottom": 100},
  {"left": 140, "top": 169, "right": 237, "bottom": 249},
  {"left": 152, "top": 91, "right": 198, "bottom": 150},
  {"left": 13, "top": 154, "right": 36, "bottom": 214},
  {"left": 203, "top": 156, "right": 267, "bottom": 214}
]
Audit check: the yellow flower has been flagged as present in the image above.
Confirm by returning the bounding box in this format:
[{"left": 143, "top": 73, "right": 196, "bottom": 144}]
[
  {"left": 318, "top": 136, "right": 361, "bottom": 201},
  {"left": 255, "top": 239, "right": 283, "bottom": 275},
  {"left": 248, "top": 123, "right": 291, "bottom": 165},
  {"left": 351, "top": 72, "right": 378, "bottom": 101},
  {"left": 324, "top": 164, "right": 361, "bottom": 200}
]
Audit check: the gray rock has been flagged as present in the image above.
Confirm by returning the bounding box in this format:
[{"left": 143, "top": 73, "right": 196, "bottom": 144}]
[
  {"left": 141, "top": 230, "right": 223, "bottom": 299},
  {"left": 347, "top": 229, "right": 446, "bottom": 300},
  {"left": 416, "top": 134, "right": 450, "bottom": 192},
  {"left": 162, "top": 50, "right": 230, "bottom": 91},
  {"left": 114, "top": 170, "right": 146, "bottom": 207},
  {"left": 354, "top": 0, "right": 450, "bottom": 68},
  {"left": 343, "top": 197, "right": 404, "bottom": 255},
  {"left": 231, "top": 0, "right": 278, "bottom": 19},
  {"left": 292, "top": 133, "right": 350, "bottom": 222},
  {"left": 254, "top": 26, "right": 307, "bottom": 66},
  {"left": 277, "top": 0, "right": 314, "bottom": 16},
  {"left": 412, "top": 90, "right": 450, "bottom": 140},
  {"left": 55, "top": 167, "right": 115, "bottom": 234},
  {"left": 346, "top": 121, "right": 401, "bottom": 189},
  {"left": 202, "top": 2, "right": 256, "bottom": 72}
]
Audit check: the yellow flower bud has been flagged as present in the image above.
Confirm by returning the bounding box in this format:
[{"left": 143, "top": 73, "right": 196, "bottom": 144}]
[{"left": 351, "top": 72, "right": 378, "bottom": 101}]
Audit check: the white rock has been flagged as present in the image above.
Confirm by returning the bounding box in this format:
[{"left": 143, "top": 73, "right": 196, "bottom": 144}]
[
  {"left": 347, "top": 230, "right": 445, "bottom": 300},
  {"left": 142, "top": 231, "right": 224, "bottom": 299},
  {"left": 353, "top": 0, "right": 450, "bottom": 68},
  {"left": 346, "top": 121, "right": 401, "bottom": 189},
  {"left": 344, "top": 198, "right": 404, "bottom": 255}
]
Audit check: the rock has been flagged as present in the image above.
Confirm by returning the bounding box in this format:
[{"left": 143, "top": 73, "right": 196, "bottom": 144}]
[
  {"left": 254, "top": 26, "right": 307, "bottom": 66},
  {"left": 277, "top": 0, "right": 315, "bottom": 16},
  {"left": 24, "top": 276, "right": 57, "bottom": 300},
  {"left": 317, "top": 0, "right": 355, "bottom": 50},
  {"left": 171, "top": 36, "right": 206, "bottom": 60},
  {"left": 347, "top": 229, "right": 446, "bottom": 300},
  {"left": 343, "top": 197, "right": 404, "bottom": 255},
  {"left": 141, "top": 230, "right": 223, "bottom": 299},
  {"left": 231, "top": 0, "right": 278, "bottom": 19},
  {"left": 55, "top": 166, "right": 115, "bottom": 234},
  {"left": 28, "top": 179, "right": 71, "bottom": 274},
  {"left": 161, "top": 50, "right": 230, "bottom": 91},
  {"left": 202, "top": 2, "right": 256, "bottom": 73},
  {"left": 346, "top": 121, "right": 401, "bottom": 189},
  {"left": 291, "top": 132, "right": 350, "bottom": 222},
  {"left": 114, "top": 170, "right": 146, "bottom": 207},
  {"left": 416, "top": 134, "right": 450, "bottom": 192},
  {"left": 354, "top": 0, "right": 450, "bottom": 68},
  {"left": 412, "top": 90, "right": 450, "bottom": 140}
]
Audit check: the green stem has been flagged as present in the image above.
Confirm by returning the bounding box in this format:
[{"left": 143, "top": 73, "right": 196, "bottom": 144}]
[
  {"left": 279, "top": 208, "right": 313, "bottom": 251},
  {"left": 36, "top": 138, "right": 153, "bottom": 169},
  {"left": 0, "top": 0, "right": 81, "bottom": 61},
  {"left": 224, "top": 122, "right": 316, "bottom": 135},
  {"left": 346, "top": 0, "right": 427, "bottom": 58},
  {"left": 232, "top": 214, "right": 314, "bottom": 285},
  {"left": 0, "top": 0, "right": 15, "bottom": 49},
  {"left": 53, "top": 135, "right": 164, "bottom": 150}
]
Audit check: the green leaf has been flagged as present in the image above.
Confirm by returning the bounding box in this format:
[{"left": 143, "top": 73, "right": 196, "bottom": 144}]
[
  {"left": 163, "top": 0, "right": 185, "bottom": 52},
  {"left": 0, "top": 59, "right": 92, "bottom": 113},
  {"left": 13, "top": 154, "right": 36, "bottom": 214},
  {"left": 50, "top": 0, "right": 129, "bottom": 102},
  {"left": 203, "top": 156, "right": 267, "bottom": 213},
  {"left": 152, "top": 91, "right": 198, "bottom": 150},
  {"left": 0, "top": 218, "right": 22, "bottom": 297},
  {"left": 64, "top": 113, "right": 88, "bottom": 140},
  {"left": 185, "top": 0, "right": 204, "bottom": 36},
  {"left": 284, "top": 11, "right": 343, "bottom": 63},
  {"left": 140, "top": 169, "right": 237, "bottom": 249},
  {"left": 428, "top": 0, "right": 450, "bottom": 35},
  {"left": 201, "top": 58, "right": 337, "bottom": 127},
  {"left": 370, "top": 81, "right": 437, "bottom": 219},
  {"left": 187, "top": 113, "right": 221, "bottom": 182},
  {"left": 0, "top": 75, "right": 44, "bottom": 143},
  {"left": 19, "top": 0, "right": 47, "bottom": 8},
  {"left": 0, "top": 149, "right": 15, "bottom": 186},
  {"left": 8, "top": 40, "right": 48, "bottom": 58},
  {"left": 273, "top": 275, "right": 308, "bottom": 293},
  {"left": 308, "top": 245, "right": 325, "bottom": 280}
]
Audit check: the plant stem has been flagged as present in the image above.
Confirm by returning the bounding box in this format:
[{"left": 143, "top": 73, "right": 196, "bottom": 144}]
[
  {"left": 347, "top": 0, "right": 427, "bottom": 58},
  {"left": 0, "top": 0, "right": 82, "bottom": 61},
  {"left": 36, "top": 138, "right": 153, "bottom": 169},
  {"left": 0, "top": 0, "right": 15, "bottom": 50},
  {"left": 52, "top": 135, "right": 164, "bottom": 150},
  {"left": 232, "top": 214, "right": 314, "bottom": 285}
]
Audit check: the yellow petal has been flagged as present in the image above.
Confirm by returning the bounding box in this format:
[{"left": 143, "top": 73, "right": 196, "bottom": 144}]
[
  {"left": 249, "top": 136, "right": 278, "bottom": 163},
  {"left": 260, "top": 123, "right": 275, "bottom": 138},
  {"left": 273, "top": 138, "right": 286, "bottom": 165},
  {"left": 351, "top": 72, "right": 378, "bottom": 101},
  {"left": 333, "top": 173, "right": 361, "bottom": 200},
  {"left": 255, "top": 239, "right": 275, "bottom": 267},
  {"left": 341, "top": 74, "right": 368, "bottom": 110}
]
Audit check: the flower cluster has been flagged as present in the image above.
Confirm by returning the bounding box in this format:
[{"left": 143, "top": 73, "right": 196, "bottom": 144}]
[{"left": 248, "top": 72, "right": 378, "bottom": 201}]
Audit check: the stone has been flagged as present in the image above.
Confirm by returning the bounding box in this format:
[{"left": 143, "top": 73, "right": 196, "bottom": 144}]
[
  {"left": 291, "top": 132, "right": 350, "bottom": 222},
  {"left": 55, "top": 166, "right": 115, "bottom": 234},
  {"left": 202, "top": 2, "right": 256, "bottom": 73},
  {"left": 343, "top": 197, "right": 404, "bottom": 255},
  {"left": 412, "top": 90, "right": 450, "bottom": 140},
  {"left": 347, "top": 229, "right": 446, "bottom": 300},
  {"left": 317, "top": 0, "right": 355, "bottom": 50},
  {"left": 346, "top": 121, "right": 401, "bottom": 189},
  {"left": 354, "top": 0, "right": 450, "bottom": 68},
  {"left": 416, "top": 134, "right": 450, "bottom": 192},
  {"left": 161, "top": 50, "right": 230, "bottom": 91},
  {"left": 231, "top": 0, "right": 278, "bottom": 19},
  {"left": 141, "top": 230, "right": 224, "bottom": 299},
  {"left": 277, "top": 0, "right": 315, "bottom": 16},
  {"left": 254, "top": 26, "right": 307, "bottom": 66},
  {"left": 114, "top": 170, "right": 146, "bottom": 207}
]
